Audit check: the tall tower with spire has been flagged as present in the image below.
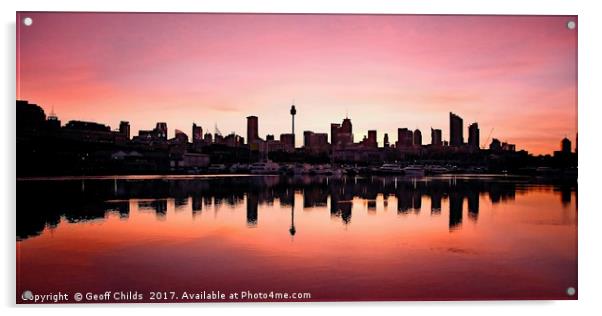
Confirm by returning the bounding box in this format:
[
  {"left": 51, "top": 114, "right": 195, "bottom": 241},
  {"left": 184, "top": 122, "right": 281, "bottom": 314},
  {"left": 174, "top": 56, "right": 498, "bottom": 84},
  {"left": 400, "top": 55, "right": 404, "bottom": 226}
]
[
  {"left": 290, "top": 102, "right": 296, "bottom": 135},
  {"left": 290, "top": 101, "right": 297, "bottom": 147}
]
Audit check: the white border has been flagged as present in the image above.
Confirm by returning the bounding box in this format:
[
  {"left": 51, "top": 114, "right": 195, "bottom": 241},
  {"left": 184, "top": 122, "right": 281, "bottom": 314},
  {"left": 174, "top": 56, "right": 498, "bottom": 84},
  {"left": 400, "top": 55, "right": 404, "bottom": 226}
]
[{"left": 3, "top": 1, "right": 602, "bottom": 315}]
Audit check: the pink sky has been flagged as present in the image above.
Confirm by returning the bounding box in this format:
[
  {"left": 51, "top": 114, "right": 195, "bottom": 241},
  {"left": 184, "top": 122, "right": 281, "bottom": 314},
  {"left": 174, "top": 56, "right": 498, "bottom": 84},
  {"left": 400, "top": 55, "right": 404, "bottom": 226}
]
[{"left": 16, "top": 13, "right": 577, "bottom": 154}]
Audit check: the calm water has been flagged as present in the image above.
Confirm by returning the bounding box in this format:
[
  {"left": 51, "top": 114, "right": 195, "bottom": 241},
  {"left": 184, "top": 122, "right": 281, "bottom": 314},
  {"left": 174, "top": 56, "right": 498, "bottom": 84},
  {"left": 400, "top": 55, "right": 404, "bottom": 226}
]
[{"left": 16, "top": 175, "right": 577, "bottom": 302}]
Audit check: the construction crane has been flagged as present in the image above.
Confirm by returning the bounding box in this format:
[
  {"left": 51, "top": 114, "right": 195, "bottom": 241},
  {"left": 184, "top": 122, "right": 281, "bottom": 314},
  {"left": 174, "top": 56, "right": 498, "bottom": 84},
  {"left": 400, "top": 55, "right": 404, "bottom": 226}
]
[{"left": 483, "top": 128, "right": 494, "bottom": 149}]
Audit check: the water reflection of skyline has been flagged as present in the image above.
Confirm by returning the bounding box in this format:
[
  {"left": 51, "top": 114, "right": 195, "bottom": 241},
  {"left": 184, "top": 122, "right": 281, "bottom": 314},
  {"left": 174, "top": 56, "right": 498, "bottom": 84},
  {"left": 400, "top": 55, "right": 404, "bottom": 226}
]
[{"left": 17, "top": 176, "right": 577, "bottom": 240}]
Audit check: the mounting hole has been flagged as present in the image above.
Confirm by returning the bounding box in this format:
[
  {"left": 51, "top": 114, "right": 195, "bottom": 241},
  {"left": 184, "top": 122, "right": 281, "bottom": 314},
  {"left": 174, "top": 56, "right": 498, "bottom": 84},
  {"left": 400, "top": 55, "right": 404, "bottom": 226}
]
[
  {"left": 566, "top": 287, "right": 576, "bottom": 296},
  {"left": 567, "top": 20, "right": 576, "bottom": 30},
  {"left": 23, "top": 17, "right": 33, "bottom": 26}
]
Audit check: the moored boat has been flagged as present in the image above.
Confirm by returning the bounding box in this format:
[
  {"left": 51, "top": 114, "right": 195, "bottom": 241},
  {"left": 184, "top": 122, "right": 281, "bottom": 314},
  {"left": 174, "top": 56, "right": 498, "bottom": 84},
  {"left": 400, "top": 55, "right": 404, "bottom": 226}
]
[
  {"left": 379, "top": 163, "right": 404, "bottom": 174},
  {"left": 249, "top": 160, "right": 280, "bottom": 174},
  {"left": 207, "top": 164, "right": 227, "bottom": 173},
  {"left": 425, "top": 165, "right": 450, "bottom": 175},
  {"left": 403, "top": 165, "right": 425, "bottom": 176}
]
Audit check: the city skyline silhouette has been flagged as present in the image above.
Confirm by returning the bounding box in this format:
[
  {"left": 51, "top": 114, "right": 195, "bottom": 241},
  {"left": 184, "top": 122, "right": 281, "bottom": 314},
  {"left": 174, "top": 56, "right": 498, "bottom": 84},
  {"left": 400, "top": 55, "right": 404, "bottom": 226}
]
[{"left": 16, "top": 13, "right": 577, "bottom": 155}]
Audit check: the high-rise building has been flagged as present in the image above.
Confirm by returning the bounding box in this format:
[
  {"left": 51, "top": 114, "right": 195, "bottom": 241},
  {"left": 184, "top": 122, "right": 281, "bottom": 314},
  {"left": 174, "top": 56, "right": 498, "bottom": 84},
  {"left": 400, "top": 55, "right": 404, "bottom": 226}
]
[
  {"left": 367, "top": 130, "right": 377, "bottom": 148},
  {"left": 134, "top": 122, "right": 167, "bottom": 143},
  {"left": 17, "top": 100, "right": 46, "bottom": 130},
  {"left": 119, "top": 121, "right": 130, "bottom": 140},
  {"left": 383, "top": 133, "right": 390, "bottom": 148},
  {"left": 561, "top": 137, "right": 572, "bottom": 154},
  {"left": 413, "top": 129, "right": 422, "bottom": 147},
  {"left": 66, "top": 121, "right": 110, "bottom": 132},
  {"left": 155, "top": 122, "right": 168, "bottom": 140},
  {"left": 214, "top": 133, "right": 224, "bottom": 145},
  {"left": 341, "top": 118, "right": 352, "bottom": 133},
  {"left": 303, "top": 131, "right": 329, "bottom": 154},
  {"left": 330, "top": 123, "right": 340, "bottom": 146},
  {"left": 203, "top": 132, "right": 213, "bottom": 144},
  {"left": 303, "top": 131, "right": 312, "bottom": 148},
  {"left": 431, "top": 128, "right": 442, "bottom": 146},
  {"left": 46, "top": 115, "right": 61, "bottom": 130},
  {"left": 280, "top": 133, "right": 295, "bottom": 152},
  {"left": 224, "top": 133, "right": 244, "bottom": 147},
  {"left": 502, "top": 142, "right": 516, "bottom": 152},
  {"left": 247, "top": 116, "right": 258, "bottom": 145},
  {"left": 192, "top": 123, "right": 203, "bottom": 144},
  {"left": 449, "top": 112, "right": 463, "bottom": 147},
  {"left": 468, "top": 122, "right": 480, "bottom": 149},
  {"left": 330, "top": 118, "right": 353, "bottom": 148},
  {"left": 174, "top": 129, "right": 189, "bottom": 144},
  {"left": 396, "top": 128, "right": 414, "bottom": 148},
  {"left": 489, "top": 138, "right": 501, "bottom": 151}
]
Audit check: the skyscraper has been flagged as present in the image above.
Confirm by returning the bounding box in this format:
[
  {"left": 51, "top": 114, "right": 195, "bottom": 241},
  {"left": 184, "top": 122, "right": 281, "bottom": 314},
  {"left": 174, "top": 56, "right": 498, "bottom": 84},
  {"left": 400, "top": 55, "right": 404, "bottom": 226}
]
[
  {"left": 489, "top": 138, "right": 501, "bottom": 151},
  {"left": 367, "top": 130, "right": 377, "bottom": 148},
  {"left": 119, "top": 121, "right": 130, "bottom": 140},
  {"left": 396, "top": 128, "right": 413, "bottom": 148},
  {"left": 561, "top": 137, "right": 572, "bottom": 153},
  {"left": 303, "top": 131, "right": 329, "bottom": 154},
  {"left": 449, "top": 112, "right": 463, "bottom": 147},
  {"left": 468, "top": 122, "right": 480, "bottom": 149},
  {"left": 204, "top": 132, "right": 213, "bottom": 144},
  {"left": 413, "top": 129, "right": 422, "bottom": 147},
  {"left": 280, "top": 133, "right": 295, "bottom": 152},
  {"left": 383, "top": 133, "right": 390, "bottom": 148},
  {"left": 330, "top": 118, "right": 353, "bottom": 148},
  {"left": 247, "top": 116, "right": 258, "bottom": 145},
  {"left": 174, "top": 129, "right": 189, "bottom": 143},
  {"left": 155, "top": 122, "right": 167, "bottom": 140},
  {"left": 192, "top": 123, "right": 203, "bottom": 144},
  {"left": 431, "top": 128, "right": 442, "bottom": 146},
  {"left": 341, "top": 118, "right": 352, "bottom": 133},
  {"left": 330, "top": 123, "right": 340, "bottom": 146}
]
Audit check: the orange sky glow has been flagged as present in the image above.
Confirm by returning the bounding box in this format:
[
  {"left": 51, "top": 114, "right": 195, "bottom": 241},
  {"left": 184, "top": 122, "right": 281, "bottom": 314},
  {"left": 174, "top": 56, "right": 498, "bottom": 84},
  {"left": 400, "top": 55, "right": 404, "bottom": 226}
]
[{"left": 16, "top": 13, "right": 577, "bottom": 155}]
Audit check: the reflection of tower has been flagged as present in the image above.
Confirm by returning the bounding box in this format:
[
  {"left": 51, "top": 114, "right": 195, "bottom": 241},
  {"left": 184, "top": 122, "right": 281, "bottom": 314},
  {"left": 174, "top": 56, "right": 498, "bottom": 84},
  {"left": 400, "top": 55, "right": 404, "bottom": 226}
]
[
  {"left": 449, "top": 192, "right": 463, "bottom": 230},
  {"left": 412, "top": 192, "right": 422, "bottom": 211},
  {"left": 289, "top": 199, "right": 296, "bottom": 237},
  {"left": 113, "top": 201, "right": 130, "bottom": 219},
  {"left": 290, "top": 103, "right": 297, "bottom": 147},
  {"left": 192, "top": 195, "right": 202, "bottom": 213},
  {"left": 560, "top": 184, "right": 572, "bottom": 206},
  {"left": 431, "top": 193, "right": 442, "bottom": 214},
  {"left": 246, "top": 193, "right": 258, "bottom": 226},
  {"left": 467, "top": 191, "right": 479, "bottom": 221},
  {"left": 339, "top": 201, "right": 352, "bottom": 224},
  {"left": 397, "top": 188, "right": 412, "bottom": 214},
  {"left": 152, "top": 200, "right": 168, "bottom": 220}
]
